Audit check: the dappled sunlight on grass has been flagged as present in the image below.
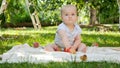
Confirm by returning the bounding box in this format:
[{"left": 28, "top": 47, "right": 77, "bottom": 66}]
[
  {"left": 1, "top": 26, "right": 57, "bottom": 35},
  {"left": 82, "top": 31, "right": 120, "bottom": 47}
]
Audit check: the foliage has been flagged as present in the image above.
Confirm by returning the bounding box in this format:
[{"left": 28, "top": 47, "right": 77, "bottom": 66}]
[
  {"left": 0, "top": 0, "right": 2, "bottom": 6},
  {"left": 29, "top": 0, "right": 84, "bottom": 25},
  {"left": 7, "top": 0, "right": 31, "bottom": 23},
  {"left": 87, "top": 0, "right": 118, "bottom": 24},
  {"left": 0, "top": 0, "right": 119, "bottom": 27},
  {"left": 0, "top": 0, "right": 31, "bottom": 27}
]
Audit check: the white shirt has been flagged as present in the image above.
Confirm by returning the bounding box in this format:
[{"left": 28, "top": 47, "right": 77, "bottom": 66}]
[{"left": 54, "top": 23, "right": 82, "bottom": 48}]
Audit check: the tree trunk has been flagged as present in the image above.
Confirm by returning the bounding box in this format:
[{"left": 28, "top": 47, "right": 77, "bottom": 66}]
[
  {"left": 34, "top": 10, "right": 41, "bottom": 29},
  {"left": 0, "top": 0, "right": 7, "bottom": 28},
  {"left": 0, "top": 0, "right": 7, "bottom": 14},
  {"left": 25, "top": 0, "right": 41, "bottom": 29},
  {"left": 89, "top": 6, "right": 98, "bottom": 25},
  {"left": 117, "top": 0, "right": 120, "bottom": 30},
  {"left": 119, "top": 6, "right": 120, "bottom": 29},
  {"left": 25, "top": 0, "right": 36, "bottom": 29}
]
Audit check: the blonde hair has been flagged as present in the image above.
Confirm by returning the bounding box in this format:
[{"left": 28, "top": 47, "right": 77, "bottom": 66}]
[{"left": 61, "top": 5, "right": 77, "bottom": 15}]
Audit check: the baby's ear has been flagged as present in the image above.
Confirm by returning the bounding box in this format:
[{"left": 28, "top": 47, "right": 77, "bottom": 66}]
[
  {"left": 76, "top": 16, "right": 78, "bottom": 20},
  {"left": 61, "top": 15, "right": 62, "bottom": 18},
  {"left": 61, "top": 15, "right": 63, "bottom": 20}
]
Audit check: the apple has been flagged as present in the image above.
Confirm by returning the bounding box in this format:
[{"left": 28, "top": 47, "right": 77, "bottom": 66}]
[
  {"left": 64, "top": 47, "right": 76, "bottom": 54},
  {"left": 80, "top": 54, "right": 87, "bottom": 61},
  {"left": 33, "top": 42, "right": 39, "bottom": 48},
  {"left": 64, "top": 48, "right": 71, "bottom": 52},
  {"left": 92, "top": 42, "right": 99, "bottom": 47},
  {"left": 95, "top": 43, "right": 99, "bottom": 47}
]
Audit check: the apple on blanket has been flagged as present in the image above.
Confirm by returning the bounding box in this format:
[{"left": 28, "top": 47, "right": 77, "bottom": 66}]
[
  {"left": 33, "top": 42, "right": 40, "bottom": 48},
  {"left": 92, "top": 42, "right": 99, "bottom": 47}
]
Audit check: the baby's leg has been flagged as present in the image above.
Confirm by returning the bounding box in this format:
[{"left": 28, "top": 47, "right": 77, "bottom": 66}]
[
  {"left": 77, "top": 43, "right": 87, "bottom": 53},
  {"left": 44, "top": 44, "right": 58, "bottom": 51}
]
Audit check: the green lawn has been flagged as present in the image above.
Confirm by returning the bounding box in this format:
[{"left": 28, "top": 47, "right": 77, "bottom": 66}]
[
  {"left": 0, "top": 62, "right": 120, "bottom": 68},
  {"left": 0, "top": 26, "right": 120, "bottom": 68}
]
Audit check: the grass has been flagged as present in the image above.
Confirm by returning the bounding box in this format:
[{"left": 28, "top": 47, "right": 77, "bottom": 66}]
[
  {"left": 0, "top": 26, "right": 120, "bottom": 68},
  {"left": 0, "top": 62, "right": 120, "bottom": 68}
]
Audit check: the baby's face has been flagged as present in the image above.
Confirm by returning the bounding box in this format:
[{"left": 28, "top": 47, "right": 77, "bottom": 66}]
[{"left": 61, "top": 7, "right": 78, "bottom": 25}]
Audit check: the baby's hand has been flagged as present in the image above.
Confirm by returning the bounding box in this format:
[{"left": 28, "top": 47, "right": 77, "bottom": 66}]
[
  {"left": 69, "top": 48, "right": 76, "bottom": 54},
  {"left": 64, "top": 47, "right": 76, "bottom": 54}
]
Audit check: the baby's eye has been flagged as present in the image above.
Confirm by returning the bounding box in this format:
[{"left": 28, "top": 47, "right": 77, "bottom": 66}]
[
  {"left": 65, "top": 14, "right": 68, "bottom": 16},
  {"left": 72, "top": 13, "right": 75, "bottom": 16}
]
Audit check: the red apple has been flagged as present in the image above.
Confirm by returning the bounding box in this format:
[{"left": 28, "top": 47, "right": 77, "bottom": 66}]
[
  {"left": 64, "top": 48, "right": 71, "bottom": 52},
  {"left": 64, "top": 47, "right": 76, "bottom": 54},
  {"left": 92, "top": 42, "right": 99, "bottom": 47},
  {"left": 94, "top": 42, "right": 99, "bottom": 47},
  {"left": 33, "top": 42, "right": 39, "bottom": 48}
]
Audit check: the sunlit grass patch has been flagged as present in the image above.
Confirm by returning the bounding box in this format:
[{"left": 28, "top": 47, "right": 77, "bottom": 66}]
[{"left": 82, "top": 31, "right": 120, "bottom": 47}]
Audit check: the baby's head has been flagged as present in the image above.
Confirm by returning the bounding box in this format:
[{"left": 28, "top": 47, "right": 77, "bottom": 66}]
[
  {"left": 60, "top": 5, "right": 78, "bottom": 25},
  {"left": 61, "top": 5, "right": 77, "bottom": 15}
]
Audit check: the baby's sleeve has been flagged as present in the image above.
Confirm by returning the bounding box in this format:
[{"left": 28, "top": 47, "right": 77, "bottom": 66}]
[{"left": 56, "top": 24, "right": 66, "bottom": 32}]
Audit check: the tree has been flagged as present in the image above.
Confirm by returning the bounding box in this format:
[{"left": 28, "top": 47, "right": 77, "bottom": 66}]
[
  {"left": 25, "top": 0, "right": 41, "bottom": 29},
  {"left": 0, "top": 0, "right": 7, "bottom": 14},
  {"left": 1, "top": 0, "right": 119, "bottom": 28},
  {"left": 117, "top": 0, "right": 120, "bottom": 30},
  {"left": 85, "top": 0, "right": 118, "bottom": 25},
  {"left": 85, "top": 0, "right": 101, "bottom": 25},
  {"left": 0, "top": 0, "right": 8, "bottom": 28}
]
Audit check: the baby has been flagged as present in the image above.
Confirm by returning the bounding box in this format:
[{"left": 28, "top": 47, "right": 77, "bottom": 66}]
[{"left": 45, "top": 5, "right": 87, "bottom": 53}]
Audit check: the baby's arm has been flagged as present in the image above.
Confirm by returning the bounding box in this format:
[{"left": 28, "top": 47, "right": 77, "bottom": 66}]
[
  {"left": 71, "top": 34, "right": 81, "bottom": 50},
  {"left": 57, "top": 30, "right": 71, "bottom": 49}
]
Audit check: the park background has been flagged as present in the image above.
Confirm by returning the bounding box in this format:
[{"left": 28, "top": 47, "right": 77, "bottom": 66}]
[{"left": 0, "top": 0, "right": 120, "bottom": 68}]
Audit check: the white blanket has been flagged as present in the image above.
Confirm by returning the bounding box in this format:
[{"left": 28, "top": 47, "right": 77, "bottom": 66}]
[{"left": 1, "top": 43, "right": 120, "bottom": 63}]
